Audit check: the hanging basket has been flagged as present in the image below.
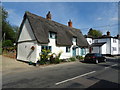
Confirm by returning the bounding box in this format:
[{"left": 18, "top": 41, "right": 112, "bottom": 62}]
[{"left": 31, "top": 46, "right": 35, "bottom": 50}]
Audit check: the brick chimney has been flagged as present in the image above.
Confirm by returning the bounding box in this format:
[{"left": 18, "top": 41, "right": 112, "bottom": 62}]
[
  {"left": 117, "top": 34, "right": 120, "bottom": 38},
  {"left": 107, "top": 31, "right": 110, "bottom": 36},
  {"left": 46, "top": 11, "right": 51, "bottom": 20},
  {"left": 68, "top": 19, "right": 72, "bottom": 27}
]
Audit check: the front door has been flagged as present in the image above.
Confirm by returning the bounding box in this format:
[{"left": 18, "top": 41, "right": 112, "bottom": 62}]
[{"left": 72, "top": 48, "right": 76, "bottom": 56}]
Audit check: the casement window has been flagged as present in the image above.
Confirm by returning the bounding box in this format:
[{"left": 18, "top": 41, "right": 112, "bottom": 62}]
[
  {"left": 112, "top": 47, "right": 117, "bottom": 51},
  {"left": 41, "top": 46, "right": 52, "bottom": 52},
  {"left": 49, "top": 32, "right": 56, "bottom": 39},
  {"left": 66, "top": 47, "right": 70, "bottom": 53},
  {"left": 113, "top": 39, "right": 116, "bottom": 43},
  {"left": 81, "top": 48, "right": 86, "bottom": 55},
  {"left": 72, "top": 37, "right": 77, "bottom": 42}
]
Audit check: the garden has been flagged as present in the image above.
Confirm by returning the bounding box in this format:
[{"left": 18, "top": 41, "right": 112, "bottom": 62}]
[{"left": 30, "top": 49, "right": 84, "bottom": 66}]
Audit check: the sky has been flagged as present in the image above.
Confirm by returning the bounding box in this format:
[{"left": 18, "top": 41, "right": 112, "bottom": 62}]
[{"left": 2, "top": 2, "right": 118, "bottom": 36}]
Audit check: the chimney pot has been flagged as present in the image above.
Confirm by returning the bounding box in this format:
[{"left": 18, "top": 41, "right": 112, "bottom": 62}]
[
  {"left": 107, "top": 31, "right": 110, "bottom": 36},
  {"left": 46, "top": 11, "right": 51, "bottom": 20},
  {"left": 68, "top": 19, "right": 72, "bottom": 27}
]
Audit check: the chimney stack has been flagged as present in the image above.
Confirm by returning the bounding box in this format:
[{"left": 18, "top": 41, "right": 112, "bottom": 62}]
[
  {"left": 107, "top": 31, "right": 110, "bottom": 36},
  {"left": 117, "top": 34, "right": 120, "bottom": 38},
  {"left": 68, "top": 19, "right": 72, "bottom": 27},
  {"left": 46, "top": 11, "right": 51, "bottom": 20}
]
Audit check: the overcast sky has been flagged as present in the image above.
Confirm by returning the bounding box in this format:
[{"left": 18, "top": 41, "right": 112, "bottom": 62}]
[{"left": 2, "top": 2, "right": 118, "bottom": 36}]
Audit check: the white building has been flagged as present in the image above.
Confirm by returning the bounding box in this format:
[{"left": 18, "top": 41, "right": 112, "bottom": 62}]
[
  {"left": 17, "top": 11, "right": 89, "bottom": 63},
  {"left": 86, "top": 31, "right": 120, "bottom": 56}
]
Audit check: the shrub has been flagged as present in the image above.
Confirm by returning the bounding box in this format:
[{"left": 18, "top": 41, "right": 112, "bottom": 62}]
[
  {"left": 50, "top": 51, "right": 62, "bottom": 64},
  {"left": 40, "top": 49, "right": 51, "bottom": 62},
  {"left": 2, "top": 40, "right": 13, "bottom": 47},
  {"left": 76, "top": 55, "right": 84, "bottom": 60},
  {"left": 69, "top": 57, "right": 76, "bottom": 61}
]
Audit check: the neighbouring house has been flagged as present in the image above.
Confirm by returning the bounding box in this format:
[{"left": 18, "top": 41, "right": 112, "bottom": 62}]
[
  {"left": 85, "top": 31, "right": 120, "bottom": 56},
  {"left": 17, "top": 11, "right": 89, "bottom": 63}
]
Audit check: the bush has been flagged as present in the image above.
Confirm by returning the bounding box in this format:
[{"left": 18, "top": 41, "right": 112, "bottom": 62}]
[
  {"left": 69, "top": 57, "right": 76, "bottom": 61},
  {"left": 50, "top": 52, "right": 62, "bottom": 64},
  {"left": 2, "top": 40, "right": 13, "bottom": 47},
  {"left": 76, "top": 55, "right": 84, "bottom": 60},
  {"left": 40, "top": 49, "right": 51, "bottom": 62}
]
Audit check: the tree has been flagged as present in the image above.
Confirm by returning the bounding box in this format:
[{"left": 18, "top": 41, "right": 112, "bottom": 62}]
[
  {"left": 88, "top": 28, "right": 102, "bottom": 38},
  {"left": 2, "top": 6, "right": 18, "bottom": 47}
]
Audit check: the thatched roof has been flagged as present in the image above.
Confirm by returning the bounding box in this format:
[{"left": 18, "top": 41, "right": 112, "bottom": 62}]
[{"left": 19, "top": 11, "right": 89, "bottom": 47}]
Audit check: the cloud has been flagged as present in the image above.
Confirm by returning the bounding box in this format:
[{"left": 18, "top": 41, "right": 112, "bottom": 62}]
[
  {"left": 97, "top": 17, "right": 102, "bottom": 20},
  {"left": 110, "top": 17, "right": 118, "bottom": 21}
]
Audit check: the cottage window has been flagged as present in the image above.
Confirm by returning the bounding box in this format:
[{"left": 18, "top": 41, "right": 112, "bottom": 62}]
[
  {"left": 41, "top": 46, "right": 52, "bottom": 52},
  {"left": 113, "top": 39, "right": 116, "bottom": 43},
  {"left": 49, "top": 32, "right": 56, "bottom": 39},
  {"left": 112, "top": 47, "right": 117, "bottom": 51},
  {"left": 66, "top": 47, "right": 70, "bottom": 53},
  {"left": 72, "top": 37, "right": 77, "bottom": 42}
]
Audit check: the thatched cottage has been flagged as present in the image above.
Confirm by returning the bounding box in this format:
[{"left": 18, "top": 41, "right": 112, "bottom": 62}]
[{"left": 17, "top": 11, "right": 89, "bottom": 63}]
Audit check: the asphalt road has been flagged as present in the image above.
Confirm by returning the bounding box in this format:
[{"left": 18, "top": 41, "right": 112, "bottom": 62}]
[{"left": 2, "top": 57, "right": 120, "bottom": 89}]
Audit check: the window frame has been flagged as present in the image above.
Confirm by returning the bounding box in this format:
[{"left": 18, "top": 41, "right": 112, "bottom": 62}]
[
  {"left": 41, "top": 46, "right": 52, "bottom": 52},
  {"left": 72, "top": 37, "right": 77, "bottom": 42},
  {"left": 66, "top": 47, "right": 71, "bottom": 53},
  {"left": 49, "top": 32, "right": 56, "bottom": 39}
]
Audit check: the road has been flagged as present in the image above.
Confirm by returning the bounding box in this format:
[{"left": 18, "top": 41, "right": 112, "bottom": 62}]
[{"left": 2, "top": 56, "right": 120, "bottom": 89}]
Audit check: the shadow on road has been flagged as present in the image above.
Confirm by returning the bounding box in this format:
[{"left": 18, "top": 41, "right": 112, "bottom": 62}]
[{"left": 86, "top": 79, "right": 120, "bottom": 89}]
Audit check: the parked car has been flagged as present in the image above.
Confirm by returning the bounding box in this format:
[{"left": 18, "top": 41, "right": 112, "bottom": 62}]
[{"left": 84, "top": 53, "right": 106, "bottom": 64}]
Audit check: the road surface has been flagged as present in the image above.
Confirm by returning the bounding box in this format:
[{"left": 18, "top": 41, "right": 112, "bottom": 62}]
[{"left": 2, "top": 56, "right": 120, "bottom": 89}]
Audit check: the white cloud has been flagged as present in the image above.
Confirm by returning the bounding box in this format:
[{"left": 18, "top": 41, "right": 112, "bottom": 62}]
[
  {"left": 97, "top": 17, "right": 102, "bottom": 20},
  {"left": 110, "top": 17, "right": 118, "bottom": 21}
]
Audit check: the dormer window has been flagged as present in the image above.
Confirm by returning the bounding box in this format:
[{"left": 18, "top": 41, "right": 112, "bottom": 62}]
[
  {"left": 49, "top": 32, "right": 56, "bottom": 39},
  {"left": 72, "top": 37, "right": 77, "bottom": 42}
]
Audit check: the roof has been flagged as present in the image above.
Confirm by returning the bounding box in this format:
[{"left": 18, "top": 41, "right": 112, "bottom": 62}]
[
  {"left": 91, "top": 42, "right": 106, "bottom": 47},
  {"left": 18, "top": 11, "right": 89, "bottom": 47},
  {"left": 93, "top": 35, "right": 119, "bottom": 39}
]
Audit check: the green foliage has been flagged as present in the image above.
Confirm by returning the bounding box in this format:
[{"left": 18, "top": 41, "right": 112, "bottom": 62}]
[
  {"left": 88, "top": 28, "right": 102, "bottom": 38},
  {"left": 69, "top": 57, "right": 76, "bottom": 61},
  {"left": 76, "top": 55, "right": 84, "bottom": 60},
  {"left": 2, "top": 40, "right": 13, "bottom": 47},
  {"left": 2, "top": 6, "right": 19, "bottom": 45},
  {"left": 40, "top": 49, "right": 51, "bottom": 64},
  {"left": 50, "top": 52, "right": 62, "bottom": 64}
]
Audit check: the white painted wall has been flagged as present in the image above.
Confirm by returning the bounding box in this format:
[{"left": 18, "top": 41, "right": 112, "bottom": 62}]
[
  {"left": 111, "top": 38, "right": 119, "bottom": 55},
  {"left": 17, "top": 18, "right": 37, "bottom": 63},
  {"left": 17, "top": 41, "right": 38, "bottom": 63},
  {"left": 18, "top": 19, "right": 36, "bottom": 42},
  {"left": 101, "top": 44, "right": 106, "bottom": 54}
]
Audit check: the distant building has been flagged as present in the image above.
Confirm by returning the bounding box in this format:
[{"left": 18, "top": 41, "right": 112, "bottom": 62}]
[
  {"left": 85, "top": 31, "right": 120, "bottom": 56},
  {"left": 17, "top": 11, "right": 89, "bottom": 63}
]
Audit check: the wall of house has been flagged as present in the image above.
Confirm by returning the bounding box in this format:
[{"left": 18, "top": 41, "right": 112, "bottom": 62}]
[
  {"left": 17, "top": 18, "right": 38, "bottom": 63},
  {"left": 111, "top": 38, "right": 119, "bottom": 55},
  {"left": 18, "top": 19, "right": 36, "bottom": 42},
  {"left": 17, "top": 41, "right": 38, "bottom": 63},
  {"left": 119, "top": 39, "right": 120, "bottom": 55},
  {"left": 101, "top": 44, "right": 106, "bottom": 54},
  {"left": 93, "top": 38, "right": 110, "bottom": 54},
  {"left": 37, "top": 38, "right": 84, "bottom": 60}
]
